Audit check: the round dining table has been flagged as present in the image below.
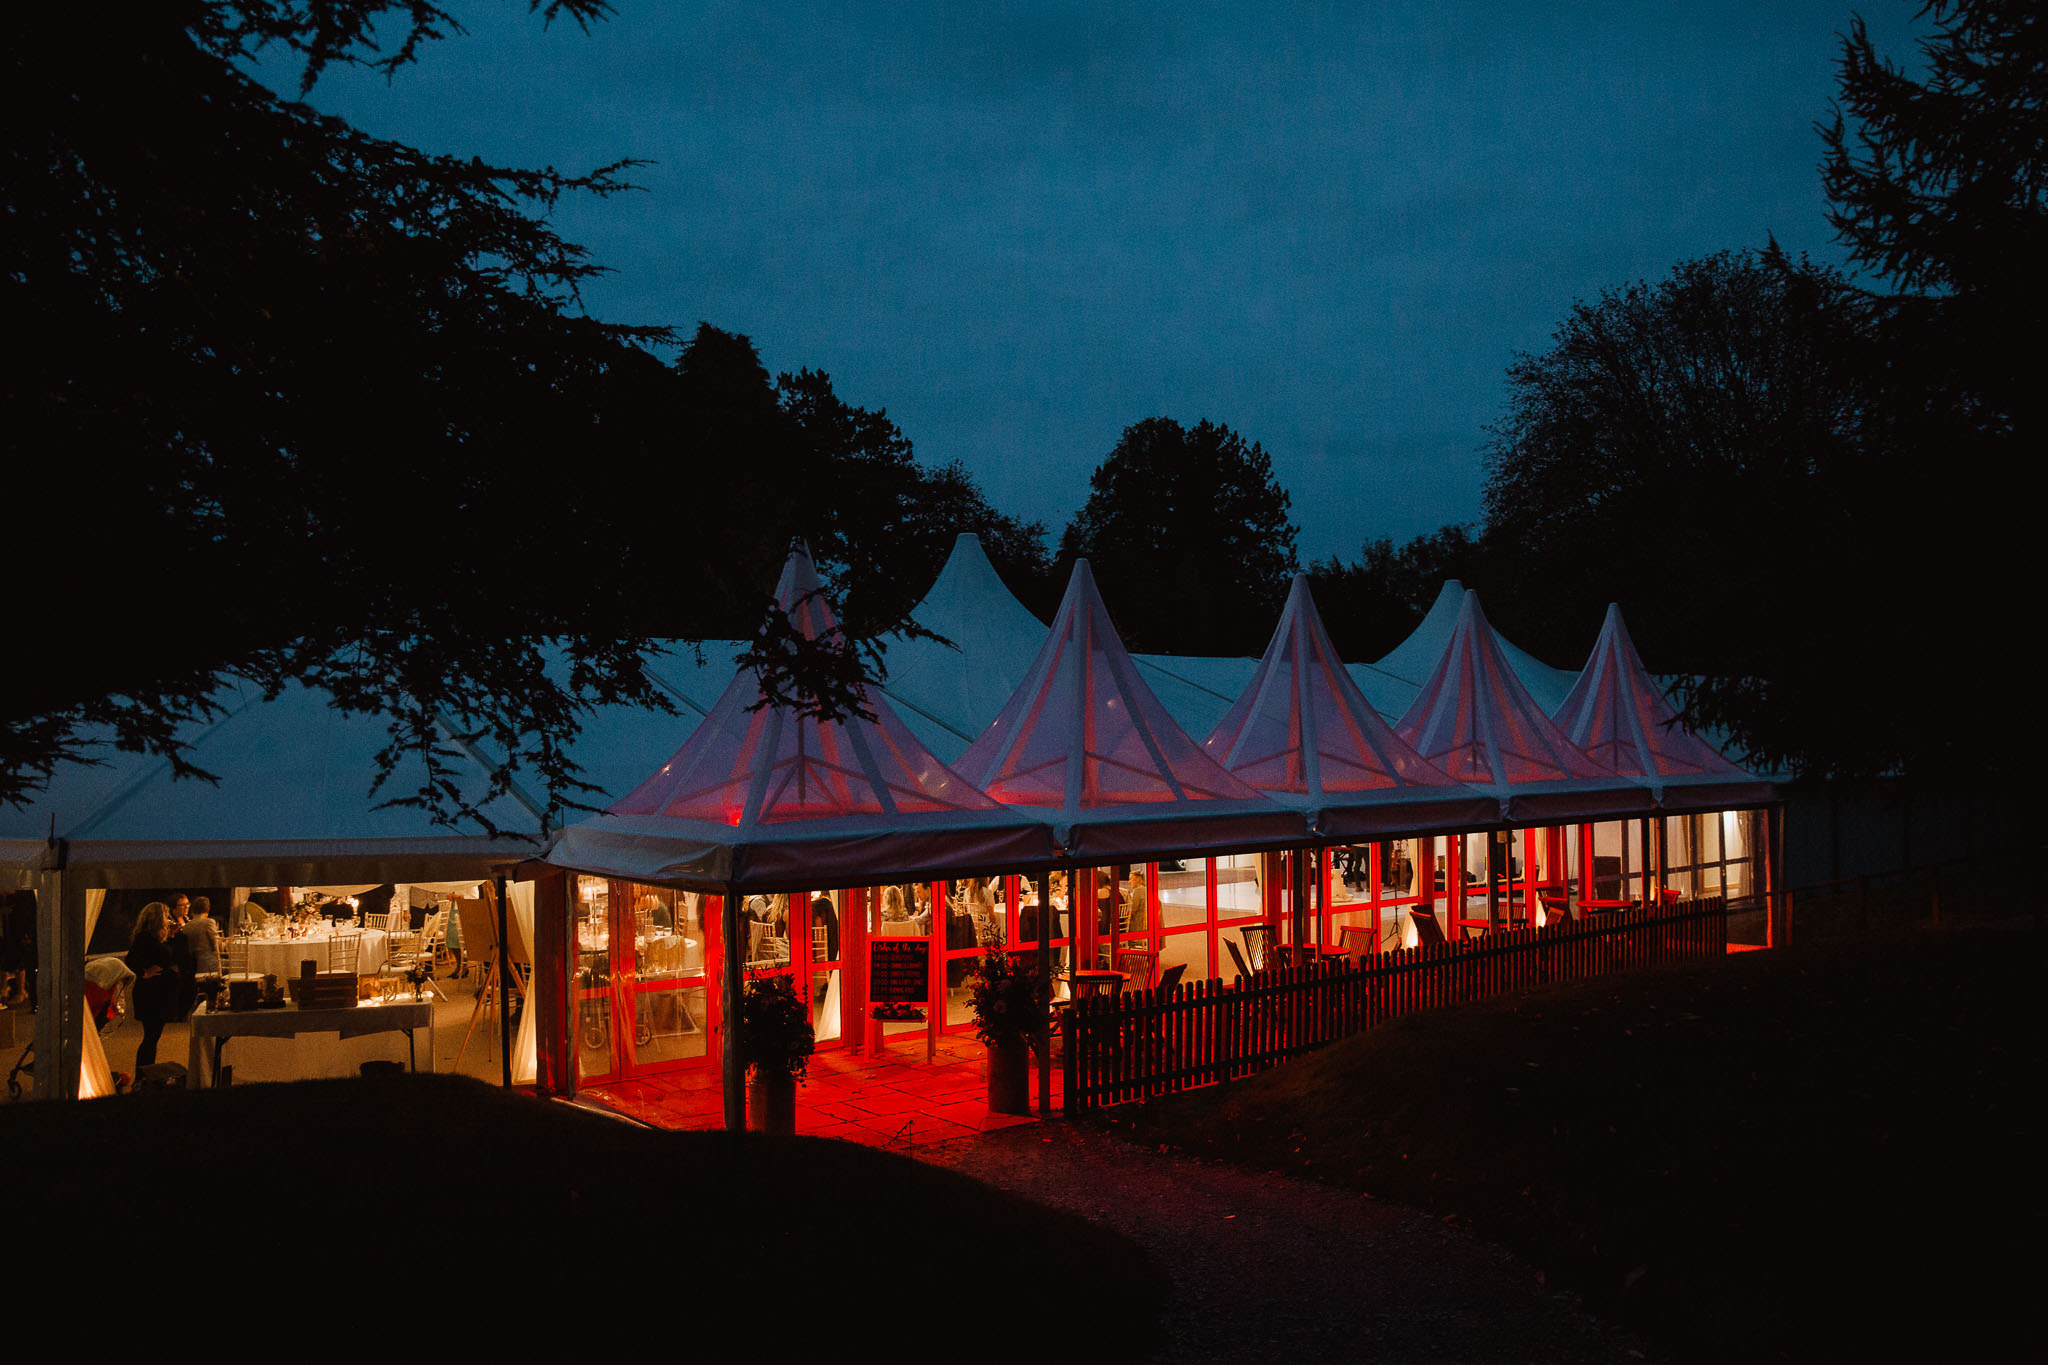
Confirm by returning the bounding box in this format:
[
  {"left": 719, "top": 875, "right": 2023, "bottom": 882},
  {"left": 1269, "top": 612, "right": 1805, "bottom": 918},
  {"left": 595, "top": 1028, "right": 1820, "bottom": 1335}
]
[{"left": 244, "top": 927, "right": 389, "bottom": 978}]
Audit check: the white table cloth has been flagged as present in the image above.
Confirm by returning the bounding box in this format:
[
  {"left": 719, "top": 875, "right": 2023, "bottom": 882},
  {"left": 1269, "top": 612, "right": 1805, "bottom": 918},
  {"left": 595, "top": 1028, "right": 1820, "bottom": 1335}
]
[
  {"left": 187, "top": 997, "right": 433, "bottom": 1087},
  {"left": 242, "top": 927, "right": 388, "bottom": 979}
]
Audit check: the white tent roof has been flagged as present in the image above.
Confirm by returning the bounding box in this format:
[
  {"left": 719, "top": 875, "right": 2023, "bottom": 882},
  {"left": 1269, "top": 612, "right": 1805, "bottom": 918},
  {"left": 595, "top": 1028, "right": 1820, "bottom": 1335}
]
[
  {"left": 868, "top": 533, "right": 1050, "bottom": 762},
  {"left": 1205, "top": 576, "right": 1500, "bottom": 838},
  {"left": 2, "top": 679, "right": 546, "bottom": 887},
  {"left": 1554, "top": 603, "right": 1776, "bottom": 813},
  {"left": 950, "top": 559, "right": 1302, "bottom": 861},
  {"left": 1367, "top": 579, "right": 1580, "bottom": 719},
  {"left": 1394, "top": 590, "right": 1655, "bottom": 823},
  {"left": 546, "top": 547, "right": 1056, "bottom": 891},
  {"left": 1, "top": 642, "right": 747, "bottom": 889}
]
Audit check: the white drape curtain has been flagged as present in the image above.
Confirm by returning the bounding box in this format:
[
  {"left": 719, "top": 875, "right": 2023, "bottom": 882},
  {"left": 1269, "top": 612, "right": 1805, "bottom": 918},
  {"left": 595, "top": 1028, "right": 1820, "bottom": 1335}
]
[
  {"left": 77, "top": 888, "right": 114, "bottom": 1099},
  {"left": 510, "top": 880, "right": 536, "bottom": 1085}
]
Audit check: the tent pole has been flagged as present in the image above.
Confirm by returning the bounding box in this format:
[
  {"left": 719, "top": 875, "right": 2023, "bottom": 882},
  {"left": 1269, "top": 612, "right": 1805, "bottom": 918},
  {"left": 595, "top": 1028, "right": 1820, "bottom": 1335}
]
[
  {"left": 722, "top": 887, "right": 745, "bottom": 1133},
  {"left": 495, "top": 873, "right": 512, "bottom": 1089},
  {"left": 1037, "top": 866, "right": 1054, "bottom": 1116}
]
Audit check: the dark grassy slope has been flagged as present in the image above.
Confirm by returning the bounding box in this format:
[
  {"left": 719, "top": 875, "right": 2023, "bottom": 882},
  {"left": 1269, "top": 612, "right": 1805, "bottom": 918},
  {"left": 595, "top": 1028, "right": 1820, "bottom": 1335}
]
[
  {"left": 6, "top": 1075, "right": 1164, "bottom": 1352},
  {"left": 1107, "top": 921, "right": 2043, "bottom": 1361}
]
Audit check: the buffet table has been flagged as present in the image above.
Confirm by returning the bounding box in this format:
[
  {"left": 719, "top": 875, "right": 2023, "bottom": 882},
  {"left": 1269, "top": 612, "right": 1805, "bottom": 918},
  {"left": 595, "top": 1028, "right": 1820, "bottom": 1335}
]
[{"left": 186, "top": 997, "right": 433, "bottom": 1088}]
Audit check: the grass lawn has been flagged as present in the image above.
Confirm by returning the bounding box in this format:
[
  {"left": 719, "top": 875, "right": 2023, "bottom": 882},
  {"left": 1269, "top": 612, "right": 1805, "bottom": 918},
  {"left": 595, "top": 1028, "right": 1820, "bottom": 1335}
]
[
  {"left": 6, "top": 1074, "right": 1164, "bottom": 1348},
  {"left": 1102, "top": 919, "right": 2043, "bottom": 1362}
]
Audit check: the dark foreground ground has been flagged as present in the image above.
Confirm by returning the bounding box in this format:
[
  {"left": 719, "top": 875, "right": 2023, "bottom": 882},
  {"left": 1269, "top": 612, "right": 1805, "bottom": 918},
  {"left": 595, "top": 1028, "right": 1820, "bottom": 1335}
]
[
  {"left": 5, "top": 1074, "right": 1163, "bottom": 1352},
  {"left": 1105, "top": 917, "right": 2045, "bottom": 1362}
]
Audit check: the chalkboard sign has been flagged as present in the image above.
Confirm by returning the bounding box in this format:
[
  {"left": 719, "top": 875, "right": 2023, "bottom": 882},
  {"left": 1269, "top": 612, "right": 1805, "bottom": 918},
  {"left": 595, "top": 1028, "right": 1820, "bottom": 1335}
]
[{"left": 870, "top": 940, "right": 929, "bottom": 1004}]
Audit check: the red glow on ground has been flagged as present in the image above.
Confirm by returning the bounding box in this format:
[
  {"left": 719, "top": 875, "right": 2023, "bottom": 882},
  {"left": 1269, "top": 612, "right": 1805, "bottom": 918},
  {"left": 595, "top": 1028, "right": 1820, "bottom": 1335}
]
[{"left": 579, "top": 1031, "right": 1057, "bottom": 1148}]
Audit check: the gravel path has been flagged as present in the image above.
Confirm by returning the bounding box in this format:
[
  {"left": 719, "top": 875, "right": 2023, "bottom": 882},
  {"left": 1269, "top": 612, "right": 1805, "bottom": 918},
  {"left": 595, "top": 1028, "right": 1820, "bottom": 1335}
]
[{"left": 919, "top": 1121, "right": 1654, "bottom": 1364}]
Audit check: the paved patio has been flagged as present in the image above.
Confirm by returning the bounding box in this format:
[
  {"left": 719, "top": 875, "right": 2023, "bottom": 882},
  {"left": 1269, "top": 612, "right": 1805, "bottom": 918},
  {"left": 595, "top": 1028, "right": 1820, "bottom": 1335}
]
[{"left": 579, "top": 1031, "right": 1059, "bottom": 1148}]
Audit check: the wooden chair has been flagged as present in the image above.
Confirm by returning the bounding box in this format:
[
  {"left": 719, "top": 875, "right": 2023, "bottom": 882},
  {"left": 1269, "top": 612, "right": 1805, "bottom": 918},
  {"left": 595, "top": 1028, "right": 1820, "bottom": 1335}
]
[
  {"left": 1238, "top": 925, "right": 1270, "bottom": 970},
  {"left": 1155, "top": 963, "right": 1188, "bottom": 995},
  {"left": 1223, "top": 936, "right": 1254, "bottom": 981},
  {"left": 1337, "top": 925, "right": 1377, "bottom": 964},
  {"left": 221, "top": 934, "right": 253, "bottom": 981},
  {"left": 1119, "top": 949, "right": 1161, "bottom": 992},
  {"left": 1408, "top": 907, "right": 1448, "bottom": 947}
]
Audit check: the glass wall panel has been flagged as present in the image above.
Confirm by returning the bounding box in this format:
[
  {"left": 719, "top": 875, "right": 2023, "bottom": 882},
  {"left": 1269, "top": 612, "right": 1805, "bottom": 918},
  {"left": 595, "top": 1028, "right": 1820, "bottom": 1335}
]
[
  {"left": 1330, "top": 844, "right": 1374, "bottom": 905},
  {"left": 1381, "top": 839, "right": 1422, "bottom": 898},
  {"left": 1014, "top": 872, "right": 1069, "bottom": 946},
  {"left": 1214, "top": 854, "right": 1263, "bottom": 921},
  {"left": 1159, "top": 929, "right": 1208, "bottom": 985},
  {"left": 1591, "top": 822, "right": 1629, "bottom": 902},
  {"left": 1157, "top": 861, "right": 1208, "bottom": 928},
  {"left": 1218, "top": 921, "right": 1265, "bottom": 982},
  {"left": 944, "top": 956, "right": 976, "bottom": 1027},
  {"left": 573, "top": 876, "right": 616, "bottom": 1082},
  {"left": 739, "top": 893, "right": 792, "bottom": 970}
]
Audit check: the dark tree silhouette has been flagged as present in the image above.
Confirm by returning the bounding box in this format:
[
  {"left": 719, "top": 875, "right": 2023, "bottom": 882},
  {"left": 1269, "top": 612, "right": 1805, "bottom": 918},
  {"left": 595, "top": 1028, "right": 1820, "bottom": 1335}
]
[
  {"left": 1306, "top": 525, "right": 1488, "bottom": 665},
  {"left": 613, "top": 326, "right": 1053, "bottom": 716},
  {"left": 1060, "top": 418, "right": 1299, "bottom": 655},
  {"left": 1478, "top": 250, "right": 1923, "bottom": 777},
  {"left": 3, "top": 4, "right": 1023, "bottom": 825}
]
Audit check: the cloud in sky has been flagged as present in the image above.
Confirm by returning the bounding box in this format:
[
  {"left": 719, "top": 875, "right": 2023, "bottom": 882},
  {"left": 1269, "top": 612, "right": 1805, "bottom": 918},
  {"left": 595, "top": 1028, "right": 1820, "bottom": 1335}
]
[{"left": 285, "top": 0, "right": 1922, "bottom": 558}]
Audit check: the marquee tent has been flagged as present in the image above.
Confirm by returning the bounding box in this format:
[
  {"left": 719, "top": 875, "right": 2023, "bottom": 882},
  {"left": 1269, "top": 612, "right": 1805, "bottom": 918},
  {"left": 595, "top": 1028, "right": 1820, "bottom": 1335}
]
[
  {"left": 866, "top": 533, "right": 1049, "bottom": 761},
  {"left": 1554, "top": 603, "right": 1777, "bottom": 813},
  {"left": 949, "top": 559, "right": 1301, "bottom": 861},
  {"left": 0, "top": 679, "right": 548, "bottom": 889},
  {"left": 1394, "top": 590, "right": 1655, "bottom": 823},
  {"left": 545, "top": 547, "right": 1057, "bottom": 891},
  {"left": 1205, "top": 575, "right": 1499, "bottom": 838},
  {"left": 1366, "top": 579, "right": 1580, "bottom": 720},
  {"left": 871, "top": 532, "right": 1262, "bottom": 759}
]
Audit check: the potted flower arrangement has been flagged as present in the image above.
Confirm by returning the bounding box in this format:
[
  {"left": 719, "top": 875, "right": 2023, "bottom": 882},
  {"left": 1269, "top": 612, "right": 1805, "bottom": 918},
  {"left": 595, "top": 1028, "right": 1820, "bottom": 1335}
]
[
  {"left": 967, "top": 946, "right": 1046, "bottom": 1115},
  {"left": 740, "top": 974, "right": 814, "bottom": 1135}
]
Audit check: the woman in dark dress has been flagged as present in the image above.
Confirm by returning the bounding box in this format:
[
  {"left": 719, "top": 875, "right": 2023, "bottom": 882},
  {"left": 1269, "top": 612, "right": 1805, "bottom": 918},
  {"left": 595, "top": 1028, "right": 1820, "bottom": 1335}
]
[{"left": 124, "top": 902, "right": 178, "bottom": 1067}]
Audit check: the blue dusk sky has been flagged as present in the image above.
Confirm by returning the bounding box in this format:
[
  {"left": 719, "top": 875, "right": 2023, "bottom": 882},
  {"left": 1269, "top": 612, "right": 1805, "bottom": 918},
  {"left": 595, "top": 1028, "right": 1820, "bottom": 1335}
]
[{"left": 276, "top": 1, "right": 1924, "bottom": 561}]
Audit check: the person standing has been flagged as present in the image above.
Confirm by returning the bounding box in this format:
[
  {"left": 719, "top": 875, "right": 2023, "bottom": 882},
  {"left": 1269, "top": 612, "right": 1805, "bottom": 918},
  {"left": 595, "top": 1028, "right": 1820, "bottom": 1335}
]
[
  {"left": 165, "top": 894, "right": 197, "bottom": 1020},
  {"left": 124, "top": 902, "right": 177, "bottom": 1067},
  {"left": 184, "top": 896, "right": 223, "bottom": 1011}
]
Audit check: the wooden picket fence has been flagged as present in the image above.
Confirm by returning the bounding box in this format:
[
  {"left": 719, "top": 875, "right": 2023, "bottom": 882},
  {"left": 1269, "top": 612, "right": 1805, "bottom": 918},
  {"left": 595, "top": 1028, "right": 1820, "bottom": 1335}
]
[{"left": 1062, "top": 895, "right": 1728, "bottom": 1111}]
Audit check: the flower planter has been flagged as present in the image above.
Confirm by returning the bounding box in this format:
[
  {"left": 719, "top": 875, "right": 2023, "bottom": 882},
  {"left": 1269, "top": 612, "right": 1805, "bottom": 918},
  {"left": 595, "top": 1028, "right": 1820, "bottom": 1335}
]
[
  {"left": 986, "top": 1038, "right": 1031, "bottom": 1115},
  {"left": 748, "top": 1072, "right": 797, "bottom": 1135}
]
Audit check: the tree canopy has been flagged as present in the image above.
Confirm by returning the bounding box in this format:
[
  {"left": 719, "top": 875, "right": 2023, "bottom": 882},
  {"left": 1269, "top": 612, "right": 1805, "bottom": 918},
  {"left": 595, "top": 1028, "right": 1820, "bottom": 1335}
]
[
  {"left": 1059, "top": 418, "right": 1299, "bottom": 656},
  {"left": 3, "top": 3, "right": 1039, "bottom": 827},
  {"left": 1477, "top": 250, "right": 1905, "bottom": 775},
  {"left": 1305, "top": 525, "right": 1487, "bottom": 666}
]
